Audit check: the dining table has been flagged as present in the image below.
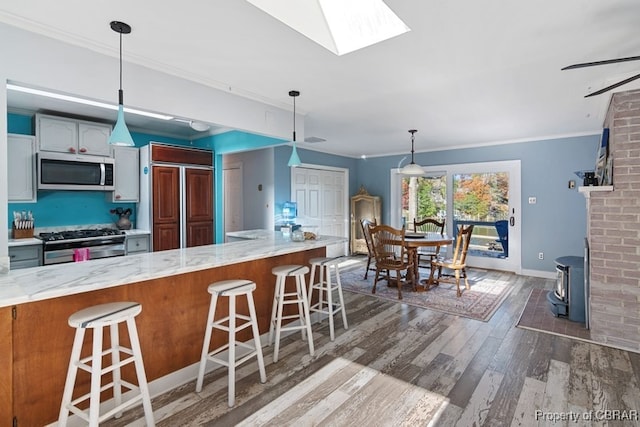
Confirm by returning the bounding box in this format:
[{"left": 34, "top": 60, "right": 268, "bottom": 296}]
[{"left": 403, "top": 232, "right": 453, "bottom": 291}]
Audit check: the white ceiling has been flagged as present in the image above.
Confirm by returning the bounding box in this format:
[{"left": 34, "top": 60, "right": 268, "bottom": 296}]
[{"left": 2, "top": 0, "right": 640, "bottom": 158}]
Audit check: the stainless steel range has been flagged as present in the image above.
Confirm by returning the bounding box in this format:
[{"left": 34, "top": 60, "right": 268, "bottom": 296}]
[{"left": 37, "top": 228, "right": 126, "bottom": 265}]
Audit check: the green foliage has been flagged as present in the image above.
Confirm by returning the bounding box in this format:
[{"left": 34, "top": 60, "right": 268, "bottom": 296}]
[
  {"left": 453, "top": 173, "right": 508, "bottom": 221},
  {"left": 402, "top": 172, "right": 508, "bottom": 222}
]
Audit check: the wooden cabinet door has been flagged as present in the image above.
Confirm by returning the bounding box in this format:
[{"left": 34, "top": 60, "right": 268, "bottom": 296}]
[
  {"left": 153, "top": 165, "right": 180, "bottom": 250},
  {"left": 186, "top": 222, "right": 215, "bottom": 247},
  {"left": 153, "top": 223, "right": 180, "bottom": 251},
  {"left": 185, "top": 168, "right": 214, "bottom": 247}
]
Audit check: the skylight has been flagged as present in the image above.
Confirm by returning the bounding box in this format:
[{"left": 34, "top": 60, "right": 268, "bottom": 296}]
[{"left": 246, "top": 0, "right": 410, "bottom": 56}]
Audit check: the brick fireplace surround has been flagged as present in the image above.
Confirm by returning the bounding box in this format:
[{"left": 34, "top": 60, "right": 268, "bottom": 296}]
[{"left": 586, "top": 88, "right": 640, "bottom": 353}]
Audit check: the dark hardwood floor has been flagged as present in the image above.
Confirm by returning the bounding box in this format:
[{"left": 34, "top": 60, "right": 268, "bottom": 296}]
[{"left": 103, "top": 271, "right": 640, "bottom": 426}]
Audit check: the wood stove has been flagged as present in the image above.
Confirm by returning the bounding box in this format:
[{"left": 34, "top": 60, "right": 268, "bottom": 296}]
[{"left": 547, "top": 255, "right": 586, "bottom": 324}]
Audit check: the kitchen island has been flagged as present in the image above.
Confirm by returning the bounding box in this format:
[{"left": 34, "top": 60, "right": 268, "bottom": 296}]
[{"left": 0, "top": 231, "right": 344, "bottom": 426}]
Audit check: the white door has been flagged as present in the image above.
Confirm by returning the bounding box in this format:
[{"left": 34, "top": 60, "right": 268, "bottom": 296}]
[
  {"left": 291, "top": 166, "right": 349, "bottom": 257},
  {"left": 392, "top": 160, "right": 521, "bottom": 274},
  {"left": 224, "top": 164, "right": 243, "bottom": 239},
  {"left": 322, "top": 171, "right": 346, "bottom": 239},
  {"left": 447, "top": 161, "right": 521, "bottom": 273}
]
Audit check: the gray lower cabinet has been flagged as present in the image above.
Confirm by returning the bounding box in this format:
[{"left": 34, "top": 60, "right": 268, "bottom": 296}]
[
  {"left": 126, "top": 234, "right": 150, "bottom": 255},
  {"left": 9, "top": 245, "right": 43, "bottom": 269}
]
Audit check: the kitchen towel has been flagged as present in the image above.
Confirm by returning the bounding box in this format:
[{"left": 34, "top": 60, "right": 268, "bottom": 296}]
[{"left": 73, "top": 248, "right": 90, "bottom": 262}]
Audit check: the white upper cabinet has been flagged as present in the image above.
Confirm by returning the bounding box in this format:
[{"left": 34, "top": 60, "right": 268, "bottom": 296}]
[
  {"left": 78, "top": 122, "right": 112, "bottom": 156},
  {"left": 112, "top": 146, "right": 140, "bottom": 202},
  {"left": 37, "top": 115, "right": 77, "bottom": 153},
  {"left": 37, "top": 113, "right": 111, "bottom": 156},
  {"left": 7, "top": 134, "right": 37, "bottom": 202}
]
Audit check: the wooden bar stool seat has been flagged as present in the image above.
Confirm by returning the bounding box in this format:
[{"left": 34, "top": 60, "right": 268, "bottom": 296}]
[{"left": 58, "top": 302, "right": 155, "bottom": 426}]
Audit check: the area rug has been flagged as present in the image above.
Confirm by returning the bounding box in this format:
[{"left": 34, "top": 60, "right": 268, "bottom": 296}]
[
  {"left": 516, "top": 288, "right": 593, "bottom": 342},
  {"left": 338, "top": 261, "right": 514, "bottom": 322}
]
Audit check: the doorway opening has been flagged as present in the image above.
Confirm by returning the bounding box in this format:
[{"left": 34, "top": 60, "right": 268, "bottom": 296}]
[
  {"left": 290, "top": 165, "right": 350, "bottom": 257},
  {"left": 392, "top": 160, "right": 521, "bottom": 273}
]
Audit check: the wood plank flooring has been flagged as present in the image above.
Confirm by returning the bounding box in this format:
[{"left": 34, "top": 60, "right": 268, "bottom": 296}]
[{"left": 103, "top": 271, "right": 640, "bottom": 426}]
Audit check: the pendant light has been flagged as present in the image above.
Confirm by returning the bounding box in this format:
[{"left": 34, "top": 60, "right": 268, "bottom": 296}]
[
  {"left": 108, "top": 21, "right": 135, "bottom": 146},
  {"left": 287, "top": 90, "right": 302, "bottom": 167},
  {"left": 400, "top": 129, "right": 425, "bottom": 176}
]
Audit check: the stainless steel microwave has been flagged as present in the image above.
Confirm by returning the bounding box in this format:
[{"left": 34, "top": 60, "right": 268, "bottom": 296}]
[{"left": 38, "top": 152, "right": 115, "bottom": 191}]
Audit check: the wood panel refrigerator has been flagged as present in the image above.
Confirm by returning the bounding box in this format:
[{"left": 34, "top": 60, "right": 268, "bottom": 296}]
[{"left": 138, "top": 143, "right": 214, "bottom": 251}]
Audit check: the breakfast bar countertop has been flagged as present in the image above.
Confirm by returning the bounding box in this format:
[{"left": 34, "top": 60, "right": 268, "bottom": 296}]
[{"left": 0, "top": 230, "right": 345, "bottom": 308}]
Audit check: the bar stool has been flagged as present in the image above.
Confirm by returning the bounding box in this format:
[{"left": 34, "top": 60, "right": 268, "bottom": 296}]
[
  {"left": 268, "top": 265, "right": 315, "bottom": 363},
  {"left": 308, "top": 257, "right": 349, "bottom": 341},
  {"left": 195, "top": 279, "right": 267, "bottom": 407},
  {"left": 58, "top": 302, "right": 155, "bottom": 427}
]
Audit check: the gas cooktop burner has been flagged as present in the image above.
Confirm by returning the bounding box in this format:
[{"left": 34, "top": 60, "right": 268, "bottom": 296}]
[{"left": 38, "top": 228, "right": 123, "bottom": 242}]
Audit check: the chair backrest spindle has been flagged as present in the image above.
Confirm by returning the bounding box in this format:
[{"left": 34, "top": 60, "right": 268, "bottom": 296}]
[{"left": 414, "top": 218, "right": 445, "bottom": 235}]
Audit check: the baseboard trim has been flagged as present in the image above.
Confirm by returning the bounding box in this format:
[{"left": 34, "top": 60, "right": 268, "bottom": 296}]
[{"left": 520, "top": 268, "right": 556, "bottom": 279}]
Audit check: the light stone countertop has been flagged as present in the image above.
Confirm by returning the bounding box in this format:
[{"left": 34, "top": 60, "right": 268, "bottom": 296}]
[
  {"left": 7, "top": 238, "right": 42, "bottom": 247},
  {"left": 225, "top": 229, "right": 276, "bottom": 240},
  {"left": 0, "top": 230, "right": 346, "bottom": 308},
  {"left": 121, "top": 229, "right": 151, "bottom": 236}
]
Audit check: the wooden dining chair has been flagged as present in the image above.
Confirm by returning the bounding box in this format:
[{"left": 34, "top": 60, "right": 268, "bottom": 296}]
[
  {"left": 427, "top": 224, "right": 474, "bottom": 297},
  {"left": 413, "top": 218, "right": 446, "bottom": 268},
  {"left": 369, "top": 224, "right": 415, "bottom": 300},
  {"left": 360, "top": 218, "right": 377, "bottom": 279}
]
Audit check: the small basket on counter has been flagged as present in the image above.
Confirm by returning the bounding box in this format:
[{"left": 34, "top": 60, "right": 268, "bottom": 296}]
[{"left": 12, "top": 211, "right": 35, "bottom": 239}]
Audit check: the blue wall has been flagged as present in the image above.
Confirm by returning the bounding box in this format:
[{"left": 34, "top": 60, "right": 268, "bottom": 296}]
[
  {"left": 207, "top": 131, "right": 287, "bottom": 241},
  {"left": 356, "top": 135, "right": 599, "bottom": 272}
]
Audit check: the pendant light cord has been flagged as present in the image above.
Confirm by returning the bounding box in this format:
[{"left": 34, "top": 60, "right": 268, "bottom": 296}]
[
  {"left": 119, "top": 32, "right": 123, "bottom": 91},
  {"left": 292, "top": 93, "right": 296, "bottom": 142},
  {"left": 288, "top": 90, "right": 300, "bottom": 142},
  {"left": 110, "top": 21, "right": 131, "bottom": 105},
  {"left": 118, "top": 32, "right": 124, "bottom": 104}
]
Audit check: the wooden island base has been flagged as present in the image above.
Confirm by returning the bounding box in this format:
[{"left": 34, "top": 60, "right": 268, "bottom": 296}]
[{"left": 5, "top": 247, "right": 324, "bottom": 426}]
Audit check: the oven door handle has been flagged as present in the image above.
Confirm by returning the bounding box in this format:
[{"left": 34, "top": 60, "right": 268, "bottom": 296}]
[
  {"left": 89, "top": 247, "right": 126, "bottom": 259},
  {"left": 44, "top": 243, "right": 125, "bottom": 265}
]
